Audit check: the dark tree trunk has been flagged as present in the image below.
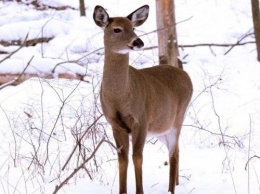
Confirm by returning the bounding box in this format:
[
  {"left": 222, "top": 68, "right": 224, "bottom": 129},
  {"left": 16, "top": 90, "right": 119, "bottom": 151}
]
[
  {"left": 79, "top": 0, "right": 86, "bottom": 16},
  {"left": 251, "top": 0, "right": 260, "bottom": 62}
]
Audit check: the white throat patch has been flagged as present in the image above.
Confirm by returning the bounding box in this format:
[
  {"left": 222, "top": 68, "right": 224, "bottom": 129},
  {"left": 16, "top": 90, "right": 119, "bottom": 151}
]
[{"left": 116, "top": 49, "right": 131, "bottom": 54}]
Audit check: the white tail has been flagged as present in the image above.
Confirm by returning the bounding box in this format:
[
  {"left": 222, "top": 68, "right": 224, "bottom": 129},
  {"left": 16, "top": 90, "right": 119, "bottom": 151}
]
[{"left": 93, "top": 5, "right": 193, "bottom": 194}]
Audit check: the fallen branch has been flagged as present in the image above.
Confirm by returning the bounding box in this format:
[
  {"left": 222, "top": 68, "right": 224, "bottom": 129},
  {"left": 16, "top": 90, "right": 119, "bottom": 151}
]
[
  {"left": 0, "top": 72, "right": 85, "bottom": 87},
  {"left": 0, "top": 34, "right": 28, "bottom": 63},
  {"left": 20, "top": 0, "right": 76, "bottom": 11},
  {"left": 0, "top": 56, "right": 34, "bottom": 89},
  {"left": 0, "top": 37, "right": 53, "bottom": 47},
  {"left": 0, "top": 51, "right": 8, "bottom": 54}
]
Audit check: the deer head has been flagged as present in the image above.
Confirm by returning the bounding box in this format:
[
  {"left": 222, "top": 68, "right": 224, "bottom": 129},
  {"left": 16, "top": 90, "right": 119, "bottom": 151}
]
[{"left": 93, "top": 5, "right": 149, "bottom": 54}]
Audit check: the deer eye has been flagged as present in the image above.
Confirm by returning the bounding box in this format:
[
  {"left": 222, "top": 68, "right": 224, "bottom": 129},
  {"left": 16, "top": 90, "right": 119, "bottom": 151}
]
[{"left": 113, "top": 28, "right": 122, "bottom": 33}]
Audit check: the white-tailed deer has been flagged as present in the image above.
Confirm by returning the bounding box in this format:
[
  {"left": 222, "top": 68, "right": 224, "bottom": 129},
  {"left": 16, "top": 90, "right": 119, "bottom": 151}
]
[{"left": 93, "top": 5, "right": 193, "bottom": 194}]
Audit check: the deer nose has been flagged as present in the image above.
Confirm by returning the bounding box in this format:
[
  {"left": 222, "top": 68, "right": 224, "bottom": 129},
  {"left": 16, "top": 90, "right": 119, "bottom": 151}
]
[{"left": 132, "top": 38, "right": 144, "bottom": 49}]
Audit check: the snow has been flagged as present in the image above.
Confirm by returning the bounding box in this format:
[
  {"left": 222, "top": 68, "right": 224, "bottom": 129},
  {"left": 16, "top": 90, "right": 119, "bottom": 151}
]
[{"left": 0, "top": 0, "right": 260, "bottom": 194}]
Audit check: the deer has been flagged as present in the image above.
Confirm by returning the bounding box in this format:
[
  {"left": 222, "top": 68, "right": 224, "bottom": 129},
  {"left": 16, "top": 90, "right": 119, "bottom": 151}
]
[{"left": 93, "top": 4, "right": 193, "bottom": 194}]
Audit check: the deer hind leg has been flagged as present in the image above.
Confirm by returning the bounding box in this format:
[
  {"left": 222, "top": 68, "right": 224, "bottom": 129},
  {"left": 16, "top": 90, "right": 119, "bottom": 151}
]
[
  {"left": 158, "top": 129, "right": 179, "bottom": 194},
  {"left": 169, "top": 144, "right": 179, "bottom": 193},
  {"left": 112, "top": 128, "right": 129, "bottom": 194}
]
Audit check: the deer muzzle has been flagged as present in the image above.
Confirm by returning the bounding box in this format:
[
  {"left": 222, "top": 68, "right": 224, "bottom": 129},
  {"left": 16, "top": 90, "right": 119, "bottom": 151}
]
[{"left": 131, "top": 38, "right": 144, "bottom": 50}]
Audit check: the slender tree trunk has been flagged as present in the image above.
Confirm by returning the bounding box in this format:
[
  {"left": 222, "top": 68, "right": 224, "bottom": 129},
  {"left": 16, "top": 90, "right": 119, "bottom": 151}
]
[
  {"left": 251, "top": 0, "right": 260, "bottom": 62},
  {"left": 155, "top": 0, "right": 181, "bottom": 68},
  {"left": 79, "top": 0, "right": 86, "bottom": 16}
]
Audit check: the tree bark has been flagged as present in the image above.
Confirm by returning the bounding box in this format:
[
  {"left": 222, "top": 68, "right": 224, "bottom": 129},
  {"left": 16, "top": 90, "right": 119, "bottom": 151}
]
[
  {"left": 251, "top": 0, "right": 260, "bottom": 62},
  {"left": 155, "top": 0, "right": 181, "bottom": 68},
  {"left": 79, "top": 0, "right": 86, "bottom": 16}
]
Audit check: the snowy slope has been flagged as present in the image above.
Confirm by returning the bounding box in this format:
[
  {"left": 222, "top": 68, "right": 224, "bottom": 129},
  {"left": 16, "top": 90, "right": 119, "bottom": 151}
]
[{"left": 0, "top": 0, "right": 260, "bottom": 194}]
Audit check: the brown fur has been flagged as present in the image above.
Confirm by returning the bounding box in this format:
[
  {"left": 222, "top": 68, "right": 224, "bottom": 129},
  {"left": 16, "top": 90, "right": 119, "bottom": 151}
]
[{"left": 94, "top": 5, "right": 193, "bottom": 194}]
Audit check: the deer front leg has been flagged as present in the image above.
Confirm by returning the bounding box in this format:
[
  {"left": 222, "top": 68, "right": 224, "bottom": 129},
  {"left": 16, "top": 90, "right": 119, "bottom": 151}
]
[
  {"left": 113, "top": 129, "right": 129, "bottom": 194},
  {"left": 132, "top": 128, "right": 146, "bottom": 194}
]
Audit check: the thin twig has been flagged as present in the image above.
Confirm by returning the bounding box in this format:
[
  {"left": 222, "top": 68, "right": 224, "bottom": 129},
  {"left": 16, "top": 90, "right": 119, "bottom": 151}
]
[
  {"left": 52, "top": 137, "right": 106, "bottom": 194},
  {"left": 247, "top": 114, "right": 252, "bottom": 194},
  {"left": 143, "top": 41, "right": 255, "bottom": 51},
  {"left": 184, "top": 124, "right": 244, "bottom": 142},
  {"left": 139, "top": 16, "right": 193, "bottom": 38},
  {"left": 245, "top": 155, "right": 260, "bottom": 170},
  {"left": 51, "top": 47, "right": 104, "bottom": 74},
  {"left": 224, "top": 31, "right": 254, "bottom": 55},
  {"left": 43, "top": 80, "right": 82, "bottom": 166},
  {"left": 0, "top": 55, "right": 34, "bottom": 90},
  {"left": 61, "top": 114, "right": 103, "bottom": 170},
  {"left": 209, "top": 85, "right": 237, "bottom": 194},
  {"left": 0, "top": 33, "right": 29, "bottom": 63}
]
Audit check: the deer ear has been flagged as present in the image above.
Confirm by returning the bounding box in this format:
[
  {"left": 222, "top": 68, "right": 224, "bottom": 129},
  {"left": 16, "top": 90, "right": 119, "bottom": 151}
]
[
  {"left": 93, "top": 5, "right": 109, "bottom": 28},
  {"left": 127, "top": 5, "right": 149, "bottom": 27}
]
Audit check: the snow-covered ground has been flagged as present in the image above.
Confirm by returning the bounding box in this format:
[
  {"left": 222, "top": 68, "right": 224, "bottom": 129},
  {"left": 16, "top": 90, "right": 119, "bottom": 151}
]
[{"left": 0, "top": 0, "right": 260, "bottom": 194}]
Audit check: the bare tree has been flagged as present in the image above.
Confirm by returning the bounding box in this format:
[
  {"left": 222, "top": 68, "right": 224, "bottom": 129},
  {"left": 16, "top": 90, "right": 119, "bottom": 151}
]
[
  {"left": 155, "top": 0, "right": 181, "bottom": 68},
  {"left": 251, "top": 0, "right": 260, "bottom": 61},
  {"left": 79, "top": 0, "right": 86, "bottom": 16}
]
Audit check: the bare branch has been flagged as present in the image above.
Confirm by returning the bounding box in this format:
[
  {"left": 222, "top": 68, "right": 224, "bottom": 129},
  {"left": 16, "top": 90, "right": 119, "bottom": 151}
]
[
  {"left": 61, "top": 114, "right": 103, "bottom": 171},
  {"left": 51, "top": 47, "right": 104, "bottom": 74},
  {"left": 139, "top": 16, "right": 193, "bottom": 38},
  {"left": 0, "top": 56, "right": 34, "bottom": 90},
  {"left": 224, "top": 31, "right": 254, "bottom": 55},
  {"left": 43, "top": 80, "right": 83, "bottom": 165},
  {"left": 245, "top": 155, "right": 260, "bottom": 170},
  {"left": 52, "top": 137, "right": 106, "bottom": 194},
  {"left": 185, "top": 124, "right": 240, "bottom": 139},
  {"left": 143, "top": 41, "right": 255, "bottom": 51},
  {"left": 0, "top": 33, "right": 29, "bottom": 63}
]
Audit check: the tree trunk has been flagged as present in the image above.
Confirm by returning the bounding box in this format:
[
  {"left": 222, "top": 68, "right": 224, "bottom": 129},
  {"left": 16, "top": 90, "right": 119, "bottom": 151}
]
[
  {"left": 155, "top": 0, "right": 181, "bottom": 68},
  {"left": 79, "top": 0, "right": 86, "bottom": 16},
  {"left": 251, "top": 0, "right": 260, "bottom": 62}
]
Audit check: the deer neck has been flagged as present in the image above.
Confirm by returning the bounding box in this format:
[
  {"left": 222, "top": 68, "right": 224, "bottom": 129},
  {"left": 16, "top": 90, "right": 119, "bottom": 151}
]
[{"left": 102, "top": 50, "right": 130, "bottom": 96}]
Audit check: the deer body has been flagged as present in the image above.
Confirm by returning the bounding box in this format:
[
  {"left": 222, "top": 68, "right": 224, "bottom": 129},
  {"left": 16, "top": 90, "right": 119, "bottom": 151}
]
[{"left": 94, "top": 5, "right": 193, "bottom": 194}]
